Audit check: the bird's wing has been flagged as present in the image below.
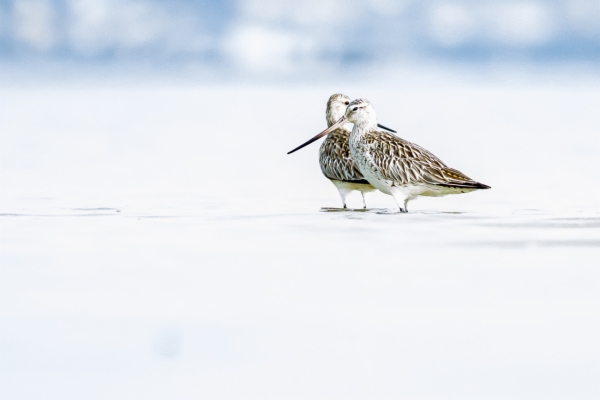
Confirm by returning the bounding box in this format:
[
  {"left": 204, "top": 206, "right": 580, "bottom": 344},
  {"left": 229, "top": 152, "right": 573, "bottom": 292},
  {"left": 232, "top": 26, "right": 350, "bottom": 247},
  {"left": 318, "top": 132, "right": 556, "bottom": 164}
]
[
  {"left": 367, "top": 131, "right": 489, "bottom": 189},
  {"left": 319, "top": 130, "right": 366, "bottom": 182}
]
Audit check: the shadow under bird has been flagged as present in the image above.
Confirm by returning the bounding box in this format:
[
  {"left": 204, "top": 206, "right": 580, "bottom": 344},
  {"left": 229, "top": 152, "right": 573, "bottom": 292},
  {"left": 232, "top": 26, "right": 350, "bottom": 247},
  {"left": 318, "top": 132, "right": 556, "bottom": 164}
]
[
  {"left": 289, "top": 98, "right": 490, "bottom": 212},
  {"left": 291, "top": 93, "right": 397, "bottom": 209}
]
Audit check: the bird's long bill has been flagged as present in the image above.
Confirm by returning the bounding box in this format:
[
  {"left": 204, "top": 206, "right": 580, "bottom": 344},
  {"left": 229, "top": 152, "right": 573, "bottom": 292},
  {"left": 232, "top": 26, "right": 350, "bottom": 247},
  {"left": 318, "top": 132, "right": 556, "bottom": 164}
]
[
  {"left": 287, "top": 116, "right": 347, "bottom": 154},
  {"left": 377, "top": 123, "right": 396, "bottom": 133}
]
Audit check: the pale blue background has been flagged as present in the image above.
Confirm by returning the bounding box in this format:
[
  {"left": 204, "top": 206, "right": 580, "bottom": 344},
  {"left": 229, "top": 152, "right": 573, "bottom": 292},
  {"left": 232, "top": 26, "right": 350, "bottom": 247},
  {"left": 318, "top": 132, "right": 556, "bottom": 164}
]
[{"left": 0, "top": 0, "right": 598, "bottom": 77}]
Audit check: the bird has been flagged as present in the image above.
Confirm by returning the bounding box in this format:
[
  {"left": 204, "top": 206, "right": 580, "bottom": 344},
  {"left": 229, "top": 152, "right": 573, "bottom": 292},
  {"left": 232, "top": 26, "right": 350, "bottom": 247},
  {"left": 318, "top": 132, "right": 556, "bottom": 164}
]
[
  {"left": 319, "top": 93, "right": 375, "bottom": 208},
  {"left": 289, "top": 99, "right": 490, "bottom": 212},
  {"left": 293, "top": 93, "right": 398, "bottom": 209}
]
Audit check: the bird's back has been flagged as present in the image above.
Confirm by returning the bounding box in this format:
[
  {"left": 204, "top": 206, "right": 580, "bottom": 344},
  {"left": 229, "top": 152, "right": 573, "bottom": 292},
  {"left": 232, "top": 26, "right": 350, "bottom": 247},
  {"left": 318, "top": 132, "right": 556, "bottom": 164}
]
[{"left": 362, "top": 130, "right": 490, "bottom": 189}]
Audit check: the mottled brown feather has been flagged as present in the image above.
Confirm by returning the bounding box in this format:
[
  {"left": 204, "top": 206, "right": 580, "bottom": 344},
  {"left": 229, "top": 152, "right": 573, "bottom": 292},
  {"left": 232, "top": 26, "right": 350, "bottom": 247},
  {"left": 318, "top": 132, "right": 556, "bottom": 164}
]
[
  {"left": 361, "top": 130, "right": 490, "bottom": 189},
  {"left": 319, "top": 127, "right": 368, "bottom": 183}
]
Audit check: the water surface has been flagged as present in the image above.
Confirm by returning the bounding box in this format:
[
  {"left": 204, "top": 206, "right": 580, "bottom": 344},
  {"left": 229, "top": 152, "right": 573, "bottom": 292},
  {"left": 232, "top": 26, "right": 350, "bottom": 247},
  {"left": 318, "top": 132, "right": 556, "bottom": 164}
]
[{"left": 1, "top": 82, "right": 598, "bottom": 399}]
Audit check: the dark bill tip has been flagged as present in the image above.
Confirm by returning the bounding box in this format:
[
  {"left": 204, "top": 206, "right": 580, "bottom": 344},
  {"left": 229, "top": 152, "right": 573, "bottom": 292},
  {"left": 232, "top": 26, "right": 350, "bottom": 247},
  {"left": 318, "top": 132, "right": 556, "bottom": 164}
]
[
  {"left": 377, "top": 123, "right": 396, "bottom": 133},
  {"left": 287, "top": 116, "right": 347, "bottom": 155}
]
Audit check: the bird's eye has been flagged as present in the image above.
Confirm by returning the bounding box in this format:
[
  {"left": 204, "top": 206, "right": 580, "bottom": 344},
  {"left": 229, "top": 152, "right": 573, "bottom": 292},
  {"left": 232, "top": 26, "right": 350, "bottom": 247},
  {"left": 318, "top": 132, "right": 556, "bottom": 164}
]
[
  {"left": 344, "top": 101, "right": 349, "bottom": 105},
  {"left": 353, "top": 107, "right": 358, "bottom": 111}
]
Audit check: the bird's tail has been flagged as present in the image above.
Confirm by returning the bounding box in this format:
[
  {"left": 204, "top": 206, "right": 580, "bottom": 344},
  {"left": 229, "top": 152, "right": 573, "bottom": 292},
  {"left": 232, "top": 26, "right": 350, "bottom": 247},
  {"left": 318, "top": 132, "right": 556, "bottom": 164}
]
[{"left": 436, "top": 167, "right": 491, "bottom": 189}]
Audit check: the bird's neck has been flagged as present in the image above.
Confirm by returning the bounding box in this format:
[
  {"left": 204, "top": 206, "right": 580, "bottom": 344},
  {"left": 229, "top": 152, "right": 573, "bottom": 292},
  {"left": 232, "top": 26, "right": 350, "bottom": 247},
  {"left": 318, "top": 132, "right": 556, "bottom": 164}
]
[
  {"left": 326, "top": 114, "right": 339, "bottom": 127},
  {"left": 326, "top": 108, "right": 344, "bottom": 127},
  {"left": 350, "top": 120, "right": 376, "bottom": 142}
]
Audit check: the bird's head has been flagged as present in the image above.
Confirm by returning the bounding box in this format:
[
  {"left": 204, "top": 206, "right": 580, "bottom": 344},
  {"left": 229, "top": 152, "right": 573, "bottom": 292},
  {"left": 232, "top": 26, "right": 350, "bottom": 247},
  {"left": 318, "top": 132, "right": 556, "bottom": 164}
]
[
  {"left": 344, "top": 99, "right": 377, "bottom": 128},
  {"left": 287, "top": 97, "right": 392, "bottom": 155},
  {"left": 326, "top": 93, "right": 351, "bottom": 127}
]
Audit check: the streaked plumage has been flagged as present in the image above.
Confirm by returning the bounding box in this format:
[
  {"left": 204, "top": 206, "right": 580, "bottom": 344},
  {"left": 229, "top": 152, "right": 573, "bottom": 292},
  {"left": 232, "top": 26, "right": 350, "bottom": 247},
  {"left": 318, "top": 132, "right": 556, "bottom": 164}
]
[
  {"left": 290, "top": 98, "right": 490, "bottom": 212},
  {"left": 345, "top": 98, "right": 490, "bottom": 212},
  {"left": 319, "top": 94, "right": 376, "bottom": 208},
  {"left": 356, "top": 129, "right": 489, "bottom": 191}
]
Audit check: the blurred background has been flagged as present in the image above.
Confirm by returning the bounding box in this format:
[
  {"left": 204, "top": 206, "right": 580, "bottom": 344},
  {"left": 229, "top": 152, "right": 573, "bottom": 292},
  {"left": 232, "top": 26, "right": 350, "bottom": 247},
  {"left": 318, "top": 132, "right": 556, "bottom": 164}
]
[
  {"left": 0, "top": 0, "right": 599, "bottom": 80},
  {"left": 1, "top": 1, "right": 599, "bottom": 400}
]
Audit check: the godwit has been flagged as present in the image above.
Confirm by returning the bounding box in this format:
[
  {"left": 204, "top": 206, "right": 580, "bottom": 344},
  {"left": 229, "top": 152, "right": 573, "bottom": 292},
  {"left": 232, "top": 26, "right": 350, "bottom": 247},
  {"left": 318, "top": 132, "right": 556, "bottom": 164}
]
[
  {"left": 290, "top": 93, "right": 397, "bottom": 209},
  {"left": 289, "top": 99, "right": 490, "bottom": 212}
]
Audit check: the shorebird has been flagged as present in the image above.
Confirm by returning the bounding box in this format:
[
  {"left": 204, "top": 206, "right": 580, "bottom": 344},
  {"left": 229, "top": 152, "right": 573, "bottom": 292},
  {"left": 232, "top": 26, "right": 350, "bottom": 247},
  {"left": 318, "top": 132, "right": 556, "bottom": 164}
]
[
  {"left": 293, "top": 93, "right": 397, "bottom": 209},
  {"left": 289, "top": 99, "right": 490, "bottom": 212}
]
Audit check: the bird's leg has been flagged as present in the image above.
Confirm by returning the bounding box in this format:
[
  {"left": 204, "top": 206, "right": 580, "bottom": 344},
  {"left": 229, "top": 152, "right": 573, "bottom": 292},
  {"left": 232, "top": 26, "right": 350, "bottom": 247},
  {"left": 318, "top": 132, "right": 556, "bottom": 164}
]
[
  {"left": 361, "top": 192, "right": 367, "bottom": 209},
  {"left": 390, "top": 191, "right": 409, "bottom": 213},
  {"left": 337, "top": 188, "right": 349, "bottom": 209}
]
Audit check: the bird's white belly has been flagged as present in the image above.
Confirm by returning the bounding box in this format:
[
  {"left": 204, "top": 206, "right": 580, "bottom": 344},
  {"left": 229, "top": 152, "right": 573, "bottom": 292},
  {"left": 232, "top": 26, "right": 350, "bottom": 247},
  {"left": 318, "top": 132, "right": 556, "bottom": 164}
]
[
  {"left": 330, "top": 179, "right": 376, "bottom": 193},
  {"left": 351, "top": 149, "right": 394, "bottom": 195},
  {"left": 360, "top": 166, "right": 393, "bottom": 194}
]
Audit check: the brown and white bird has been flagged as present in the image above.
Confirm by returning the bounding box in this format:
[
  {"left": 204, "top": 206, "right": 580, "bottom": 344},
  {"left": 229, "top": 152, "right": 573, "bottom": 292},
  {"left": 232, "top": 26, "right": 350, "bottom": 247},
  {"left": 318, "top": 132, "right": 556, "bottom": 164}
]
[
  {"left": 289, "top": 98, "right": 490, "bottom": 212},
  {"left": 301, "top": 93, "right": 397, "bottom": 209}
]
